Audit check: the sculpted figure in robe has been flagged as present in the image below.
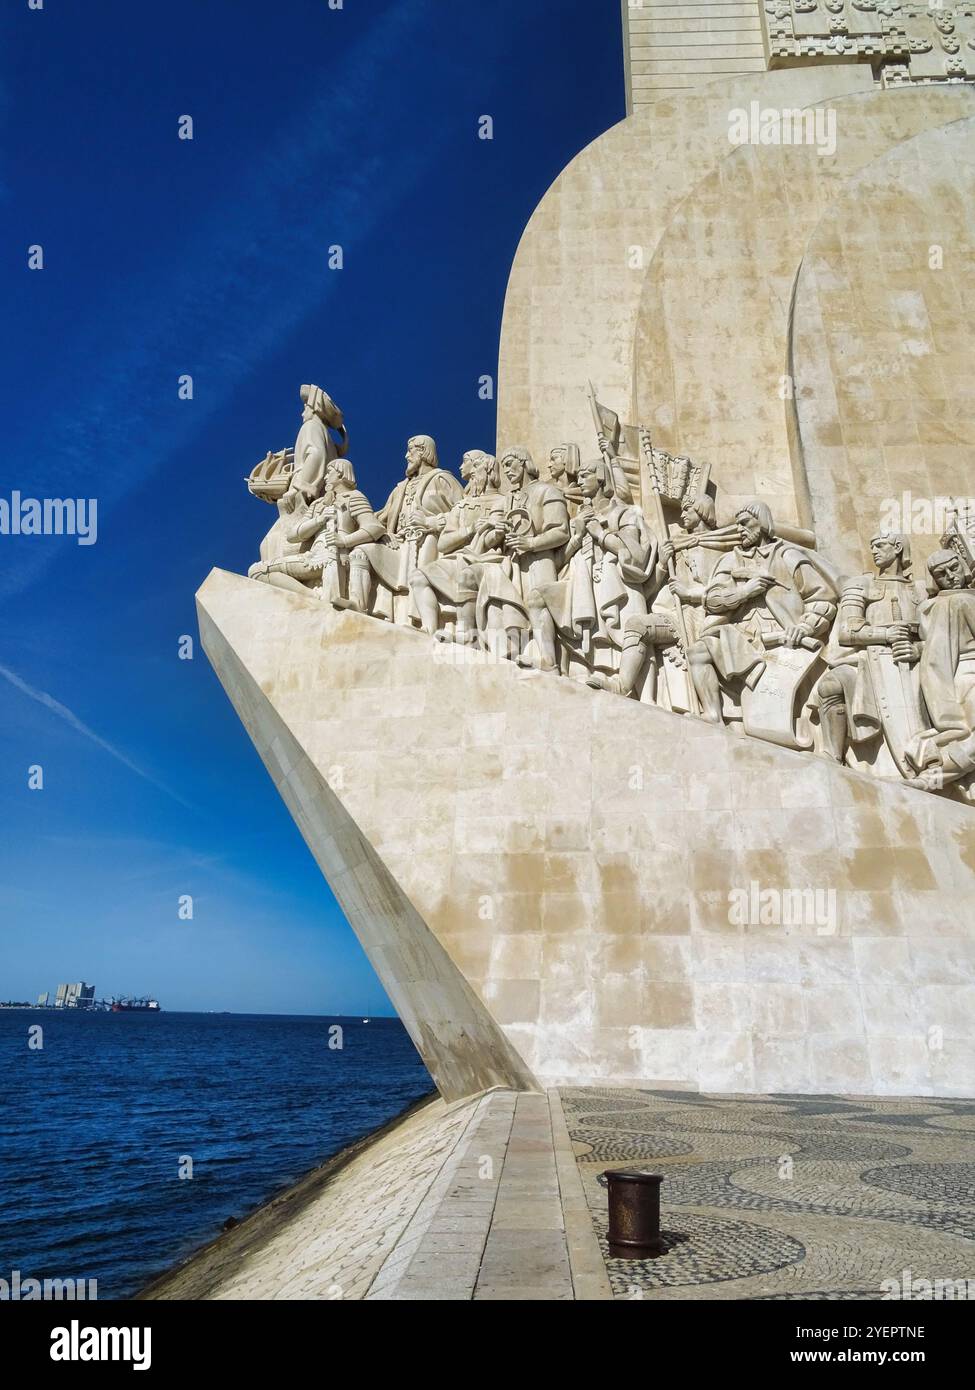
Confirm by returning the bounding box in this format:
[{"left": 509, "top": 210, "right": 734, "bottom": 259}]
[
  {"left": 349, "top": 435, "right": 463, "bottom": 624},
  {"left": 540, "top": 456, "right": 657, "bottom": 677},
  {"left": 283, "top": 384, "right": 349, "bottom": 514},
  {"left": 497, "top": 448, "right": 570, "bottom": 671},
  {"left": 250, "top": 458, "right": 384, "bottom": 605},
  {"left": 904, "top": 547, "right": 975, "bottom": 795},
  {"left": 687, "top": 501, "right": 837, "bottom": 747},
  {"left": 814, "top": 532, "right": 926, "bottom": 774},
  {"left": 547, "top": 443, "right": 583, "bottom": 514},
  {"left": 248, "top": 384, "right": 349, "bottom": 569},
  {"left": 412, "top": 450, "right": 510, "bottom": 647},
  {"left": 587, "top": 492, "right": 722, "bottom": 702}
]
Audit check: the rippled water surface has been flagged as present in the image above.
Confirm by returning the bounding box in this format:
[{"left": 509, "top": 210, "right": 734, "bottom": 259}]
[{"left": 0, "top": 1011, "right": 432, "bottom": 1298}]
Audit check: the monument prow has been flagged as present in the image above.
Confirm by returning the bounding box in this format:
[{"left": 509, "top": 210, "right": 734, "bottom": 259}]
[
  {"left": 201, "top": 61, "right": 975, "bottom": 1105},
  {"left": 199, "top": 566, "right": 975, "bottom": 1099}
]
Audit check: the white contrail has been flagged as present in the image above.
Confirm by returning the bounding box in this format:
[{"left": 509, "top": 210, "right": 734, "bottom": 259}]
[{"left": 0, "top": 662, "right": 193, "bottom": 809}]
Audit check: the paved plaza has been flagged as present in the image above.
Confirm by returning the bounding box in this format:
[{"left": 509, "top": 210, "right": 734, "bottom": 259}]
[
  {"left": 562, "top": 1089, "right": 975, "bottom": 1300},
  {"left": 143, "top": 1087, "right": 975, "bottom": 1301}
]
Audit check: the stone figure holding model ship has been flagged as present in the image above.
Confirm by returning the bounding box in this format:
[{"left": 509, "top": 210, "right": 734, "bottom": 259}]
[
  {"left": 284, "top": 385, "right": 349, "bottom": 515},
  {"left": 246, "top": 383, "right": 349, "bottom": 572}
]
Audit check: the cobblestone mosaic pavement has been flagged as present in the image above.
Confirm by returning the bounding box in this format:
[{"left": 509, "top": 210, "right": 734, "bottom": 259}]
[{"left": 561, "top": 1089, "right": 975, "bottom": 1300}]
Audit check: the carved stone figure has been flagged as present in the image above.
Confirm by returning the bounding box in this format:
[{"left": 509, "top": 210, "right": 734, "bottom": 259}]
[
  {"left": 283, "top": 385, "right": 349, "bottom": 514},
  {"left": 498, "top": 447, "right": 570, "bottom": 671},
  {"left": 316, "top": 460, "right": 387, "bottom": 610},
  {"left": 547, "top": 443, "right": 583, "bottom": 513},
  {"left": 815, "top": 532, "right": 927, "bottom": 774},
  {"left": 248, "top": 516, "right": 325, "bottom": 596},
  {"left": 349, "top": 435, "right": 463, "bottom": 624},
  {"left": 247, "top": 384, "right": 349, "bottom": 569},
  {"left": 588, "top": 492, "right": 722, "bottom": 701},
  {"left": 595, "top": 431, "right": 635, "bottom": 505},
  {"left": 412, "top": 450, "right": 510, "bottom": 646},
  {"left": 240, "top": 385, "right": 975, "bottom": 807},
  {"left": 687, "top": 501, "right": 837, "bottom": 748},
  {"left": 541, "top": 456, "right": 657, "bottom": 676},
  {"left": 250, "top": 458, "right": 384, "bottom": 605},
  {"left": 905, "top": 548, "right": 975, "bottom": 794}
]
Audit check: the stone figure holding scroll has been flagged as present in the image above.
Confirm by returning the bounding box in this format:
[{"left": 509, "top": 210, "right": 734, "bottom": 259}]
[{"left": 687, "top": 501, "right": 837, "bottom": 748}]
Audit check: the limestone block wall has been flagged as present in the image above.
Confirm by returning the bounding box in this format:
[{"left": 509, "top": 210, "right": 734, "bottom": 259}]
[
  {"left": 631, "top": 85, "right": 975, "bottom": 537},
  {"left": 496, "top": 66, "right": 872, "bottom": 480},
  {"left": 788, "top": 116, "right": 975, "bottom": 576},
  {"left": 199, "top": 571, "right": 975, "bottom": 1100},
  {"left": 198, "top": 577, "right": 536, "bottom": 1104},
  {"left": 498, "top": 75, "right": 975, "bottom": 570},
  {"left": 623, "top": 0, "right": 767, "bottom": 111}
]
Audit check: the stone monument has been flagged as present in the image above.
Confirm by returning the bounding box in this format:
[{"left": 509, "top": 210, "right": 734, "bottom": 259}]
[{"left": 199, "top": 10, "right": 975, "bottom": 1103}]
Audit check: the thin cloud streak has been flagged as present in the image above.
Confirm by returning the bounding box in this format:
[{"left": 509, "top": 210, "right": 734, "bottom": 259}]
[{"left": 0, "top": 662, "right": 193, "bottom": 809}]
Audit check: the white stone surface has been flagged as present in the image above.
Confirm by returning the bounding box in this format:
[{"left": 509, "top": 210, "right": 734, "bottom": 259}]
[
  {"left": 631, "top": 85, "right": 975, "bottom": 534},
  {"left": 622, "top": 0, "right": 767, "bottom": 111},
  {"left": 198, "top": 570, "right": 975, "bottom": 1099},
  {"left": 202, "top": 57, "right": 975, "bottom": 1109},
  {"left": 789, "top": 114, "right": 975, "bottom": 577},
  {"left": 496, "top": 66, "right": 872, "bottom": 479}
]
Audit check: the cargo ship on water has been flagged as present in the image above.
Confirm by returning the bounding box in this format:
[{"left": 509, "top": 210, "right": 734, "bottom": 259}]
[{"left": 111, "top": 997, "right": 161, "bottom": 1013}]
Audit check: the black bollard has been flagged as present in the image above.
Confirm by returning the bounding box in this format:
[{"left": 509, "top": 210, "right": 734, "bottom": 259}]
[{"left": 598, "top": 1170, "right": 666, "bottom": 1258}]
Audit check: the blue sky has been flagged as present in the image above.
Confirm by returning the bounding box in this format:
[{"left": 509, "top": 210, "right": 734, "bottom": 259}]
[{"left": 0, "top": 0, "right": 623, "bottom": 1014}]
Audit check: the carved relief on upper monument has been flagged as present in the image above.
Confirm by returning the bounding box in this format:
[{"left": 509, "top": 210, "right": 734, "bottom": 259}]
[{"left": 761, "top": 0, "right": 975, "bottom": 81}]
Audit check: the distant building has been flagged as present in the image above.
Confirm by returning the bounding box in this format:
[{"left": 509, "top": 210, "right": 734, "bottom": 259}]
[
  {"left": 60, "top": 982, "right": 95, "bottom": 1010},
  {"left": 37, "top": 992, "right": 49, "bottom": 1007}
]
